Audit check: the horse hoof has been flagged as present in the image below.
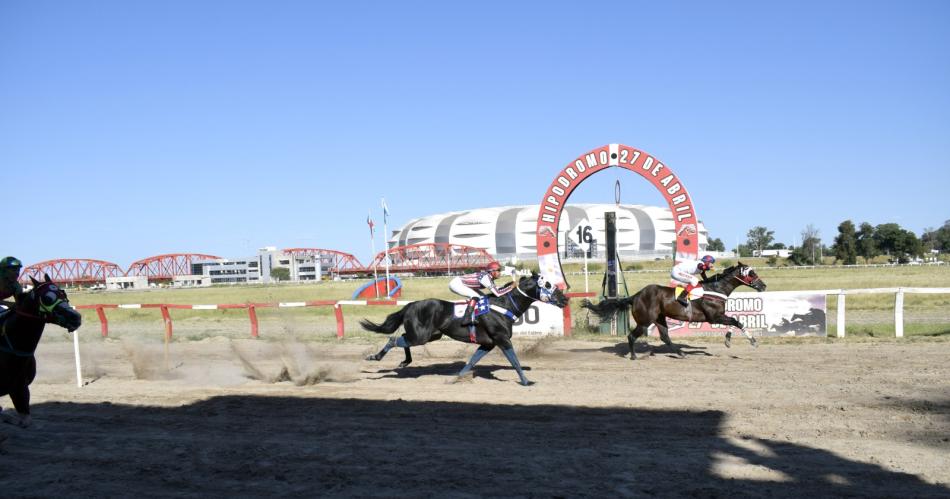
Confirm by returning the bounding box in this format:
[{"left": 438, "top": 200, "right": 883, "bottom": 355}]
[
  {"left": 0, "top": 410, "right": 30, "bottom": 429},
  {"left": 398, "top": 361, "right": 411, "bottom": 368},
  {"left": 519, "top": 379, "right": 533, "bottom": 387},
  {"left": 364, "top": 355, "right": 379, "bottom": 361},
  {"left": 750, "top": 338, "right": 759, "bottom": 348}
]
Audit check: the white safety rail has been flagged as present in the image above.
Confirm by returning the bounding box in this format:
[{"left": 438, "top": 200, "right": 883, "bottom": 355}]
[{"left": 731, "top": 287, "right": 950, "bottom": 338}]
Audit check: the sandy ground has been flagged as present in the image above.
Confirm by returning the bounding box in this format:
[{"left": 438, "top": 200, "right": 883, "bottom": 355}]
[{"left": 1, "top": 334, "right": 949, "bottom": 498}]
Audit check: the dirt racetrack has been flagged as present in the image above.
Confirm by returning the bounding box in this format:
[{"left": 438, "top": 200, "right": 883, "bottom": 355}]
[{"left": 2, "top": 335, "right": 949, "bottom": 498}]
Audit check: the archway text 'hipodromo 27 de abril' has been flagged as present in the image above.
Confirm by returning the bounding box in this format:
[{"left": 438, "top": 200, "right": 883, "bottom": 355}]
[{"left": 535, "top": 144, "right": 699, "bottom": 290}]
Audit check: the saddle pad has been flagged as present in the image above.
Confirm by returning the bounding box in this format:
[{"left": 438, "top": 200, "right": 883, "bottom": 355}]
[
  {"left": 452, "top": 297, "right": 491, "bottom": 318},
  {"left": 673, "top": 285, "right": 705, "bottom": 300}
]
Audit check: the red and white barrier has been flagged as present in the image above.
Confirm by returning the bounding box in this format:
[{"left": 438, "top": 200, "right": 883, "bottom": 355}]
[{"left": 75, "top": 293, "right": 594, "bottom": 339}]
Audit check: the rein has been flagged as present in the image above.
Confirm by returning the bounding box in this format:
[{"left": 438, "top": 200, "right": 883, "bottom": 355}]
[{"left": 496, "top": 279, "right": 541, "bottom": 320}]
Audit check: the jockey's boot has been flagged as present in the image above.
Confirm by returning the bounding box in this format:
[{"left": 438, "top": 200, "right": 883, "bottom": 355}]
[
  {"left": 460, "top": 298, "right": 477, "bottom": 326},
  {"left": 677, "top": 288, "right": 690, "bottom": 307}
]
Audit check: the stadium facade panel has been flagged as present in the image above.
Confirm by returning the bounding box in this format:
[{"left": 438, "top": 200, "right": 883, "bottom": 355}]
[{"left": 389, "top": 204, "right": 708, "bottom": 261}]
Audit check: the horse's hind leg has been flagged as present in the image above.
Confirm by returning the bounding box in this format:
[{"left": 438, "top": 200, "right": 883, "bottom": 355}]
[
  {"left": 627, "top": 324, "right": 649, "bottom": 360},
  {"left": 654, "top": 317, "right": 684, "bottom": 358},
  {"left": 365, "top": 336, "right": 413, "bottom": 364},
  {"left": 399, "top": 345, "right": 413, "bottom": 368}
]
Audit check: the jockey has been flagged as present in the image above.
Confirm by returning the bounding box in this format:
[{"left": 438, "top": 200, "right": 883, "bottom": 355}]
[
  {"left": 449, "top": 261, "right": 513, "bottom": 326},
  {"left": 0, "top": 256, "right": 24, "bottom": 310},
  {"left": 670, "top": 255, "right": 715, "bottom": 306}
]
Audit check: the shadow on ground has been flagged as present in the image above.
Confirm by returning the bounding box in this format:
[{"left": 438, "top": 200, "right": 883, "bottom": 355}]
[
  {"left": 369, "top": 361, "right": 530, "bottom": 383},
  {"left": 1, "top": 397, "right": 946, "bottom": 497}
]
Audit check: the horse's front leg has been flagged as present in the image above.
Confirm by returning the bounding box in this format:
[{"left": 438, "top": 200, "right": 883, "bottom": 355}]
[
  {"left": 457, "top": 344, "right": 494, "bottom": 380},
  {"left": 2, "top": 372, "right": 33, "bottom": 428},
  {"left": 500, "top": 346, "right": 531, "bottom": 386},
  {"left": 718, "top": 316, "right": 756, "bottom": 348}
]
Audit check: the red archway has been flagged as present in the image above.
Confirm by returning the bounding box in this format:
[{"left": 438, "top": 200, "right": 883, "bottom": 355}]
[{"left": 535, "top": 144, "right": 699, "bottom": 289}]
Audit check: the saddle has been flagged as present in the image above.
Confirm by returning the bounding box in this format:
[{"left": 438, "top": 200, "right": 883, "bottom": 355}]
[{"left": 453, "top": 297, "right": 491, "bottom": 319}]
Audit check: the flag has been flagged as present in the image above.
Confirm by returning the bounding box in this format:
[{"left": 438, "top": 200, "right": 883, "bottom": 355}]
[
  {"left": 381, "top": 198, "right": 390, "bottom": 224},
  {"left": 367, "top": 213, "right": 375, "bottom": 237}
]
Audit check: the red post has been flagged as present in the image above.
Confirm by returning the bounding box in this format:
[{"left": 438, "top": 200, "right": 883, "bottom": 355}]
[
  {"left": 248, "top": 305, "right": 259, "bottom": 338},
  {"left": 96, "top": 305, "right": 109, "bottom": 337},
  {"left": 563, "top": 305, "right": 572, "bottom": 337},
  {"left": 334, "top": 304, "right": 344, "bottom": 339},
  {"left": 160, "top": 305, "right": 173, "bottom": 340},
  {"left": 562, "top": 293, "right": 594, "bottom": 338}
]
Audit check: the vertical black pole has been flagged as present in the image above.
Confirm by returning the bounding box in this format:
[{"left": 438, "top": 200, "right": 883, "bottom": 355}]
[{"left": 605, "top": 212, "right": 617, "bottom": 298}]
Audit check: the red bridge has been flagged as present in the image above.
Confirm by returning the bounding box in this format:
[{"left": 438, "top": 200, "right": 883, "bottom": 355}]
[{"left": 18, "top": 244, "right": 497, "bottom": 286}]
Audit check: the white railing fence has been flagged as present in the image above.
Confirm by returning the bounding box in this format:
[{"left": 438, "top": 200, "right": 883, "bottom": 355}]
[{"left": 733, "top": 287, "right": 950, "bottom": 338}]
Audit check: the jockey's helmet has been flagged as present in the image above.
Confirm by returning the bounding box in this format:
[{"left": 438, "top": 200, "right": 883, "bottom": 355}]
[
  {"left": 0, "top": 256, "right": 21, "bottom": 270},
  {"left": 0, "top": 256, "right": 21, "bottom": 282},
  {"left": 486, "top": 261, "right": 501, "bottom": 272},
  {"left": 700, "top": 255, "right": 715, "bottom": 268}
]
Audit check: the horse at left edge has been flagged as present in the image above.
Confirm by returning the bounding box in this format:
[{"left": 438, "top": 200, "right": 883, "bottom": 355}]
[{"left": 0, "top": 274, "right": 82, "bottom": 428}]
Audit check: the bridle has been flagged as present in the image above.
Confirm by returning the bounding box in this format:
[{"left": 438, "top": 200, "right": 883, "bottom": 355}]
[
  {"left": 14, "top": 282, "right": 68, "bottom": 322},
  {"left": 731, "top": 266, "right": 760, "bottom": 287}
]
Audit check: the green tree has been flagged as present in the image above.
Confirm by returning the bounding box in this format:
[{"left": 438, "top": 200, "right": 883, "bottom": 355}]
[
  {"left": 789, "top": 224, "right": 821, "bottom": 265},
  {"left": 746, "top": 226, "right": 775, "bottom": 256},
  {"left": 735, "top": 244, "right": 753, "bottom": 258},
  {"left": 873, "top": 223, "right": 922, "bottom": 263},
  {"left": 270, "top": 267, "right": 290, "bottom": 281},
  {"left": 833, "top": 220, "right": 858, "bottom": 265},
  {"left": 856, "top": 222, "right": 878, "bottom": 263},
  {"left": 921, "top": 220, "right": 950, "bottom": 253},
  {"left": 707, "top": 237, "right": 725, "bottom": 252}
]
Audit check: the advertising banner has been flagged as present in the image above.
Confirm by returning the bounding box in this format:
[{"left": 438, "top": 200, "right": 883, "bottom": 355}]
[
  {"left": 512, "top": 302, "right": 564, "bottom": 336},
  {"left": 649, "top": 292, "right": 827, "bottom": 338}
]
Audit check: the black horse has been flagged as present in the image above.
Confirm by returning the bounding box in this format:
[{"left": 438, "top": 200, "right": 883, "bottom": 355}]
[
  {"left": 583, "top": 262, "right": 766, "bottom": 360},
  {"left": 0, "top": 274, "right": 82, "bottom": 427},
  {"left": 361, "top": 272, "right": 569, "bottom": 386}
]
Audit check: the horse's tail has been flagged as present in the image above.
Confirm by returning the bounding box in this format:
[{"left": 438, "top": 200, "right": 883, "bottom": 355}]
[
  {"left": 581, "top": 294, "right": 637, "bottom": 324},
  {"left": 359, "top": 307, "right": 407, "bottom": 335}
]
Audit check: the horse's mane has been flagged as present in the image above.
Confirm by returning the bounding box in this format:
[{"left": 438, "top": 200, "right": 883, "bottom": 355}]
[{"left": 703, "top": 264, "right": 753, "bottom": 284}]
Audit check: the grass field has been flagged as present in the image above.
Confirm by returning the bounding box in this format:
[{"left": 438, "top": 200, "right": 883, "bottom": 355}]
[{"left": 56, "top": 260, "right": 950, "bottom": 342}]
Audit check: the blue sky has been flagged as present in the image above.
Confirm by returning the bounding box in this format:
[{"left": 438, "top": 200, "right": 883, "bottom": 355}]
[{"left": 2, "top": 1, "right": 948, "bottom": 268}]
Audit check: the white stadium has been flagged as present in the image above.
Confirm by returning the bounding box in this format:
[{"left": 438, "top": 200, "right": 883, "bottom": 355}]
[{"left": 389, "top": 204, "right": 709, "bottom": 262}]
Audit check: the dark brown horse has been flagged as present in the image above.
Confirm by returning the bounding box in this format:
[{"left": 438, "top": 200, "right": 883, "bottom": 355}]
[
  {"left": 0, "top": 274, "right": 82, "bottom": 427},
  {"left": 583, "top": 262, "right": 766, "bottom": 360}
]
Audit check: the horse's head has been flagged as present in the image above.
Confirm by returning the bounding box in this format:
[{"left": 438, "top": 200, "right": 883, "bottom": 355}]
[
  {"left": 519, "top": 272, "right": 569, "bottom": 308},
  {"left": 730, "top": 262, "right": 767, "bottom": 292},
  {"left": 24, "top": 274, "right": 82, "bottom": 332}
]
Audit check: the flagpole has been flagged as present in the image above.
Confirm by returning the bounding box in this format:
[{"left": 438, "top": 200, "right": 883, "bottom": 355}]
[
  {"left": 369, "top": 210, "right": 379, "bottom": 298},
  {"left": 382, "top": 198, "right": 391, "bottom": 297}
]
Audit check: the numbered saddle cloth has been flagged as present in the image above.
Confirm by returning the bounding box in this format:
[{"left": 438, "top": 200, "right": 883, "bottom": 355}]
[{"left": 453, "top": 297, "right": 491, "bottom": 318}]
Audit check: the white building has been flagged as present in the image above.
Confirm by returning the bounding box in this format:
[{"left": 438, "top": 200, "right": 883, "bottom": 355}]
[
  {"left": 188, "top": 247, "right": 322, "bottom": 285},
  {"left": 390, "top": 204, "right": 709, "bottom": 261},
  {"left": 105, "top": 275, "right": 149, "bottom": 290}
]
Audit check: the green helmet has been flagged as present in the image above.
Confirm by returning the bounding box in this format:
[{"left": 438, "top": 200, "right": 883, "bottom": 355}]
[{"left": 0, "top": 256, "right": 22, "bottom": 269}]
